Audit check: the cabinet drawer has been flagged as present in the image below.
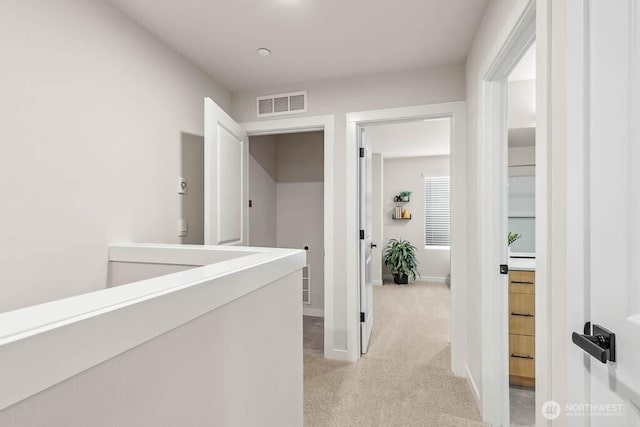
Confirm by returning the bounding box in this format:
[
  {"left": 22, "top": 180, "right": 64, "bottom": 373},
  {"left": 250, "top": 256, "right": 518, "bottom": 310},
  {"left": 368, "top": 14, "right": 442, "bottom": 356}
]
[
  {"left": 509, "top": 271, "right": 535, "bottom": 294},
  {"left": 510, "top": 314, "right": 535, "bottom": 335},
  {"left": 510, "top": 355, "right": 535, "bottom": 378},
  {"left": 510, "top": 293, "right": 535, "bottom": 316},
  {"left": 510, "top": 334, "right": 535, "bottom": 359}
]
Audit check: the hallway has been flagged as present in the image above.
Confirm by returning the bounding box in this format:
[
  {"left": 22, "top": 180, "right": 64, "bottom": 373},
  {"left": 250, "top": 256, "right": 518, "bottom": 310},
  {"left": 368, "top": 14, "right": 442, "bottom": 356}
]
[{"left": 303, "top": 282, "right": 485, "bottom": 426}]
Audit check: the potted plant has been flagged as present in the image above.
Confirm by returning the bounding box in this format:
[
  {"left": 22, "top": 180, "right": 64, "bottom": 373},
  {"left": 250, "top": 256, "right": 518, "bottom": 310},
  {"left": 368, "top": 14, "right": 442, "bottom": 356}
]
[
  {"left": 383, "top": 239, "right": 419, "bottom": 284},
  {"left": 508, "top": 232, "right": 522, "bottom": 257},
  {"left": 395, "top": 191, "right": 411, "bottom": 202}
]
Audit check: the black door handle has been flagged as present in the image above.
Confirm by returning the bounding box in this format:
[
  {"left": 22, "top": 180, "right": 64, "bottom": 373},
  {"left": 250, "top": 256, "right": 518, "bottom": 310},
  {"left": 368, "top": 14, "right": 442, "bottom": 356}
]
[
  {"left": 371, "top": 243, "right": 377, "bottom": 249},
  {"left": 571, "top": 323, "right": 616, "bottom": 364}
]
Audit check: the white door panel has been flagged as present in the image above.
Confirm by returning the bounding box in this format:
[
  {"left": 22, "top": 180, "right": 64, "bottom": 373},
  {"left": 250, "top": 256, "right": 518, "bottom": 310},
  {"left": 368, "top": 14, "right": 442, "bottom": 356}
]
[
  {"left": 567, "top": 1, "right": 640, "bottom": 424},
  {"left": 360, "top": 130, "right": 374, "bottom": 353},
  {"left": 204, "top": 98, "right": 248, "bottom": 246}
]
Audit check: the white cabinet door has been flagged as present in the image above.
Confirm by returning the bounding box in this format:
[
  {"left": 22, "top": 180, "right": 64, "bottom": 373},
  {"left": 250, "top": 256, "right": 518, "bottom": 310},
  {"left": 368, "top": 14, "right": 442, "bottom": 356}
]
[
  {"left": 204, "top": 98, "right": 248, "bottom": 245},
  {"left": 360, "top": 130, "right": 374, "bottom": 353},
  {"left": 566, "top": 1, "right": 640, "bottom": 425}
]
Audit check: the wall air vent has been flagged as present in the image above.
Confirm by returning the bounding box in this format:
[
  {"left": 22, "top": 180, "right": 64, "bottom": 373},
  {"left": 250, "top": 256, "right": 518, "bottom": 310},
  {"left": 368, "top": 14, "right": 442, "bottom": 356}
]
[{"left": 256, "top": 91, "right": 307, "bottom": 117}]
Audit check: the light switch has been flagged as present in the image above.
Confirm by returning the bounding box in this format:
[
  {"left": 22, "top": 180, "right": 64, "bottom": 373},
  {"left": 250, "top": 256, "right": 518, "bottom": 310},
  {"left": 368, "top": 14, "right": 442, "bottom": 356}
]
[
  {"left": 178, "top": 219, "right": 187, "bottom": 237},
  {"left": 178, "top": 177, "right": 188, "bottom": 194}
]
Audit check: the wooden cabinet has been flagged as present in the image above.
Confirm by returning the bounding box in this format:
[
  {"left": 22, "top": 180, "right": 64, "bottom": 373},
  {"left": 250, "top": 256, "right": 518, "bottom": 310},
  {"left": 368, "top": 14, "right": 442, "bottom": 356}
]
[{"left": 509, "top": 270, "right": 535, "bottom": 387}]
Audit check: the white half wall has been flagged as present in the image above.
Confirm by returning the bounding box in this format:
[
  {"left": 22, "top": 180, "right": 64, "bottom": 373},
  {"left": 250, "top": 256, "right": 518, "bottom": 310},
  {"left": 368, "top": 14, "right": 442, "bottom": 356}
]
[
  {"left": 0, "top": 0, "right": 231, "bottom": 312},
  {"left": 0, "top": 272, "right": 303, "bottom": 427},
  {"left": 382, "top": 156, "right": 451, "bottom": 280}
]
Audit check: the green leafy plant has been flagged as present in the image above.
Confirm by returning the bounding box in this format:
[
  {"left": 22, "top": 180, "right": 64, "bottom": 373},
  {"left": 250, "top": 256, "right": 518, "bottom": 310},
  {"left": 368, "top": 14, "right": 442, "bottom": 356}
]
[
  {"left": 508, "top": 232, "right": 522, "bottom": 246},
  {"left": 383, "top": 239, "right": 420, "bottom": 284},
  {"left": 394, "top": 191, "right": 412, "bottom": 202}
]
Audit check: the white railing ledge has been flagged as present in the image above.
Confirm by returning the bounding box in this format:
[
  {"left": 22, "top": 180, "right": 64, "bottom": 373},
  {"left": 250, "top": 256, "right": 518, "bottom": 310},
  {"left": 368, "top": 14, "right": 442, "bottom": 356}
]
[{"left": 0, "top": 244, "right": 306, "bottom": 411}]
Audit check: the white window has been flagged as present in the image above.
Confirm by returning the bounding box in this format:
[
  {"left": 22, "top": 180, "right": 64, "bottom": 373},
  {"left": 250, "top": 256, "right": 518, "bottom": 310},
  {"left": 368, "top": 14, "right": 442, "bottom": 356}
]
[{"left": 424, "top": 176, "right": 450, "bottom": 247}]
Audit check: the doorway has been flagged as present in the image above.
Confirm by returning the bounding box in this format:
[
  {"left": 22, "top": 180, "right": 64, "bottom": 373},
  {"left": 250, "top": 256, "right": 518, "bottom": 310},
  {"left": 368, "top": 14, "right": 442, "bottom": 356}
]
[
  {"left": 506, "top": 41, "right": 536, "bottom": 427},
  {"left": 358, "top": 118, "right": 453, "bottom": 358},
  {"left": 247, "top": 130, "right": 325, "bottom": 356},
  {"left": 346, "top": 102, "right": 467, "bottom": 372},
  {"left": 478, "top": 1, "right": 551, "bottom": 425}
]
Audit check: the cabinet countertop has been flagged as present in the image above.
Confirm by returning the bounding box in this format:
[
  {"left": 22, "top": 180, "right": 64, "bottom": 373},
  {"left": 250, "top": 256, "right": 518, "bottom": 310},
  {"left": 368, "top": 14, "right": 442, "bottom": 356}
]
[{"left": 509, "top": 257, "right": 536, "bottom": 271}]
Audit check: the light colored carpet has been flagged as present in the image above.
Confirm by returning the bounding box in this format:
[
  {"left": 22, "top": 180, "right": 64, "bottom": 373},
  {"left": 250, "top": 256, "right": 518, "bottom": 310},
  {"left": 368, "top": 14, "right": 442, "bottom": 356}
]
[{"left": 303, "top": 282, "right": 486, "bottom": 427}]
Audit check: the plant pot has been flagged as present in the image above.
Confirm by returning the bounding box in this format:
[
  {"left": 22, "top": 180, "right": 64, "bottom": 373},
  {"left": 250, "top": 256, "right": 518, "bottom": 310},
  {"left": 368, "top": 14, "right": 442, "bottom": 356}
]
[
  {"left": 400, "top": 196, "right": 410, "bottom": 202},
  {"left": 393, "top": 273, "right": 409, "bottom": 284}
]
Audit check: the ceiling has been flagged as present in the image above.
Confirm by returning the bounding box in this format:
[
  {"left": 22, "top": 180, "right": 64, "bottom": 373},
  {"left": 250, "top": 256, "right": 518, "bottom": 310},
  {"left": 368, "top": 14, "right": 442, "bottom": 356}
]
[
  {"left": 108, "top": 0, "right": 489, "bottom": 91},
  {"left": 365, "top": 118, "right": 450, "bottom": 159}
]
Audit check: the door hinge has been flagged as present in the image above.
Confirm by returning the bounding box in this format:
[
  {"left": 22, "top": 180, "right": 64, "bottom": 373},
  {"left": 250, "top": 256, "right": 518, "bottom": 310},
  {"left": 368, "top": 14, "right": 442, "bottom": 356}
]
[
  {"left": 359, "top": 147, "right": 364, "bottom": 158},
  {"left": 360, "top": 312, "right": 365, "bottom": 322},
  {"left": 248, "top": 199, "right": 252, "bottom": 208},
  {"left": 360, "top": 229, "right": 365, "bottom": 239}
]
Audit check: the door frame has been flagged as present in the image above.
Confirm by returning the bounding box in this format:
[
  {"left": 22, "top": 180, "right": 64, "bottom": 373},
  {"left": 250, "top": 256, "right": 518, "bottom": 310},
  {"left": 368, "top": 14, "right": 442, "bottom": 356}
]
[
  {"left": 240, "top": 115, "right": 337, "bottom": 359},
  {"left": 479, "top": 0, "right": 552, "bottom": 425},
  {"left": 346, "top": 102, "right": 467, "bottom": 373}
]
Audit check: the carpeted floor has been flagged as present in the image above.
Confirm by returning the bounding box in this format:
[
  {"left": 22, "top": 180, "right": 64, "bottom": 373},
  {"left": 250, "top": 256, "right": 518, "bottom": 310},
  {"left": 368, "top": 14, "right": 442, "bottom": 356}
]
[{"left": 303, "top": 282, "right": 487, "bottom": 427}]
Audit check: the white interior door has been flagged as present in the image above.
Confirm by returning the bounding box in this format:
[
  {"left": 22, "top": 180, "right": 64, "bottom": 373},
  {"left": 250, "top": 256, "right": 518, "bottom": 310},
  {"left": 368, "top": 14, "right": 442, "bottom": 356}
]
[
  {"left": 567, "top": 1, "right": 640, "bottom": 425},
  {"left": 359, "top": 129, "right": 374, "bottom": 353},
  {"left": 204, "top": 97, "right": 248, "bottom": 245}
]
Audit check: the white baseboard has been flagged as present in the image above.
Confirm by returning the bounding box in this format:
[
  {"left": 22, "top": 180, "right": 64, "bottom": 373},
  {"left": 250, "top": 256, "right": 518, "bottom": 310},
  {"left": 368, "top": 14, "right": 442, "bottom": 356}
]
[
  {"left": 382, "top": 274, "right": 448, "bottom": 283},
  {"left": 373, "top": 279, "right": 383, "bottom": 286},
  {"left": 303, "top": 307, "right": 324, "bottom": 317},
  {"left": 418, "top": 275, "right": 447, "bottom": 283},
  {"left": 324, "top": 348, "right": 356, "bottom": 362},
  {"left": 465, "top": 365, "right": 481, "bottom": 412}
]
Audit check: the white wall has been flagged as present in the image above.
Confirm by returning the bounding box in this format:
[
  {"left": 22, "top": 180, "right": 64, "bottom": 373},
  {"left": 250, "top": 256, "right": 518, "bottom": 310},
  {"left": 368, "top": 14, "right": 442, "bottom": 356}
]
[
  {"left": 249, "top": 132, "right": 325, "bottom": 314},
  {"left": 464, "top": 0, "right": 532, "bottom": 411},
  {"left": 276, "top": 132, "right": 324, "bottom": 315},
  {"left": 248, "top": 135, "right": 278, "bottom": 247},
  {"left": 180, "top": 133, "right": 205, "bottom": 245},
  {"left": 508, "top": 79, "right": 536, "bottom": 128},
  {"left": 233, "top": 65, "right": 465, "bottom": 357},
  {"left": 382, "top": 156, "right": 451, "bottom": 280},
  {"left": 0, "top": 0, "right": 231, "bottom": 313},
  {"left": 277, "top": 183, "right": 324, "bottom": 313},
  {"left": 371, "top": 154, "right": 384, "bottom": 285}
]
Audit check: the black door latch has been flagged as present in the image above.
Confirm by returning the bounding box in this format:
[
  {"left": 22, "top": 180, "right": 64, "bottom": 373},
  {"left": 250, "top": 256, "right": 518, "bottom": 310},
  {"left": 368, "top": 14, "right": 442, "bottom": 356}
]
[{"left": 571, "top": 322, "right": 616, "bottom": 364}]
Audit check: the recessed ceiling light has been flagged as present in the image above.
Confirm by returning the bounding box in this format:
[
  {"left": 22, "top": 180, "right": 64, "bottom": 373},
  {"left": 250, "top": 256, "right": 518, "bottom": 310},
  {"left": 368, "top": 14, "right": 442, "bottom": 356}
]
[{"left": 257, "top": 48, "right": 271, "bottom": 57}]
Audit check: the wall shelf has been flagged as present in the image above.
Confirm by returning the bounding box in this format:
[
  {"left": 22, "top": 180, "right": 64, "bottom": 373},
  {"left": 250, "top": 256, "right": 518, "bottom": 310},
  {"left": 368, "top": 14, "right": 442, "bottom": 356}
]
[
  {"left": 392, "top": 215, "right": 412, "bottom": 220},
  {"left": 393, "top": 197, "right": 410, "bottom": 203}
]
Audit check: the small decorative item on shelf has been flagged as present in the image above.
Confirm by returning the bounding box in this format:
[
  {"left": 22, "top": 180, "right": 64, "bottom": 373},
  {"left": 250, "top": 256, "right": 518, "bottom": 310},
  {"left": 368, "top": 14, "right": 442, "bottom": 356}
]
[
  {"left": 394, "top": 191, "right": 412, "bottom": 203},
  {"left": 392, "top": 207, "right": 411, "bottom": 220}
]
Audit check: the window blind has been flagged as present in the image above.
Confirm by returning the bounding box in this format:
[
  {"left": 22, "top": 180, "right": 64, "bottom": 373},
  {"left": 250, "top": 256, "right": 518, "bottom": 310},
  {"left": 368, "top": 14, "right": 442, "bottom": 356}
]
[{"left": 424, "top": 176, "right": 451, "bottom": 247}]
